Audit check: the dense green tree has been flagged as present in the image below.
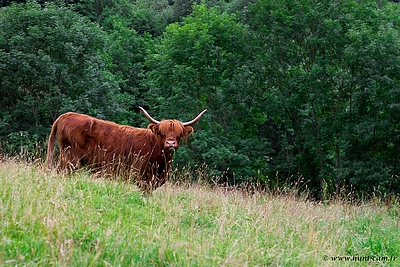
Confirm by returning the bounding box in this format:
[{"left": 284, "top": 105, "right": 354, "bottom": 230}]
[
  {"left": 1, "top": 0, "right": 400, "bottom": 197},
  {"left": 247, "top": 0, "right": 400, "bottom": 196},
  {"left": 103, "top": 14, "right": 148, "bottom": 125},
  {"left": 145, "top": 3, "right": 268, "bottom": 181},
  {"left": 73, "top": 0, "right": 174, "bottom": 36},
  {"left": 0, "top": 1, "right": 122, "bottom": 157},
  {"left": 72, "top": 0, "right": 254, "bottom": 36},
  {"left": 342, "top": 2, "right": 400, "bottom": 194}
]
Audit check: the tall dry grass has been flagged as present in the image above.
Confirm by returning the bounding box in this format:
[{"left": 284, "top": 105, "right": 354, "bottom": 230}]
[{"left": 0, "top": 159, "right": 399, "bottom": 266}]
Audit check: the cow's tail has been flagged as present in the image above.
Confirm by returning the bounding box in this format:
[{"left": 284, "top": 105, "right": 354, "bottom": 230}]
[{"left": 46, "top": 119, "right": 58, "bottom": 168}]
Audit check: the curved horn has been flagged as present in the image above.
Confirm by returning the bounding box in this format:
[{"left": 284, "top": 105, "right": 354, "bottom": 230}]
[
  {"left": 139, "top": 106, "right": 160, "bottom": 124},
  {"left": 182, "top": 109, "right": 207, "bottom": 126}
]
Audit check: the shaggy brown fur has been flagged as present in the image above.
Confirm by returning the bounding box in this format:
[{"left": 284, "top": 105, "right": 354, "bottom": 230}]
[{"left": 46, "top": 110, "right": 204, "bottom": 190}]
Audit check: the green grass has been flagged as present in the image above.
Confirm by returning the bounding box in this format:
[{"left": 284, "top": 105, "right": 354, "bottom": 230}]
[{"left": 0, "top": 159, "right": 399, "bottom": 266}]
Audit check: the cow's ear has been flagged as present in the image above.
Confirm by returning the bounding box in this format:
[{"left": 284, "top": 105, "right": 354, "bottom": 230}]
[
  {"left": 148, "top": 123, "right": 159, "bottom": 134},
  {"left": 183, "top": 126, "right": 194, "bottom": 136}
]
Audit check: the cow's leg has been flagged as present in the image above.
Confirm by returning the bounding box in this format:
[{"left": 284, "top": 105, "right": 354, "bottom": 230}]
[
  {"left": 57, "top": 146, "right": 79, "bottom": 173},
  {"left": 154, "top": 164, "right": 169, "bottom": 188},
  {"left": 57, "top": 146, "right": 69, "bottom": 172},
  {"left": 134, "top": 162, "right": 155, "bottom": 193}
]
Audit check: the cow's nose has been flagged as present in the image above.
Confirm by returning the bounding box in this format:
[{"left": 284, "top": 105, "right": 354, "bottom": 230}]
[{"left": 166, "top": 140, "right": 175, "bottom": 147}]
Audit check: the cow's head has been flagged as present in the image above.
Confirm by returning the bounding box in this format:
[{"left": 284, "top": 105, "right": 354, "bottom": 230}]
[{"left": 139, "top": 107, "right": 207, "bottom": 151}]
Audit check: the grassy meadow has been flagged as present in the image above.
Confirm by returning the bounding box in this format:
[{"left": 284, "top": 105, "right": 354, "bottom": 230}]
[{"left": 0, "top": 159, "right": 399, "bottom": 266}]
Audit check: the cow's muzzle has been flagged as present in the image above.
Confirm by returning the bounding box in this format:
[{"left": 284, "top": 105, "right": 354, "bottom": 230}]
[{"left": 165, "top": 140, "right": 177, "bottom": 150}]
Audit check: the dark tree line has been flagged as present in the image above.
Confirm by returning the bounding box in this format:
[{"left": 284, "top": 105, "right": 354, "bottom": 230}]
[{"left": 1, "top": 0, "right": 400, "bottom": 198}]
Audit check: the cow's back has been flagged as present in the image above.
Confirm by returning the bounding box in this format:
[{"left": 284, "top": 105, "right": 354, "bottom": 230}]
[{"left": 53, "top": 112, "right": 159, "bottom": 171}]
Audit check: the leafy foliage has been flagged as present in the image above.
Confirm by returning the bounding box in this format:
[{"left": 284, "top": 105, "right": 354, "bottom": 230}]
[
  {"left": 146, "top": 3, "right": 268, "bottom": 182},
  {"left": 247, "top": 0, "right": 400, "bottom": 197},
  {"left": 1, "top": 0, "right": 400, "bottom": 197},
  {"left": 0, "top": 1, "right": 122, "bottom": 158}
]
